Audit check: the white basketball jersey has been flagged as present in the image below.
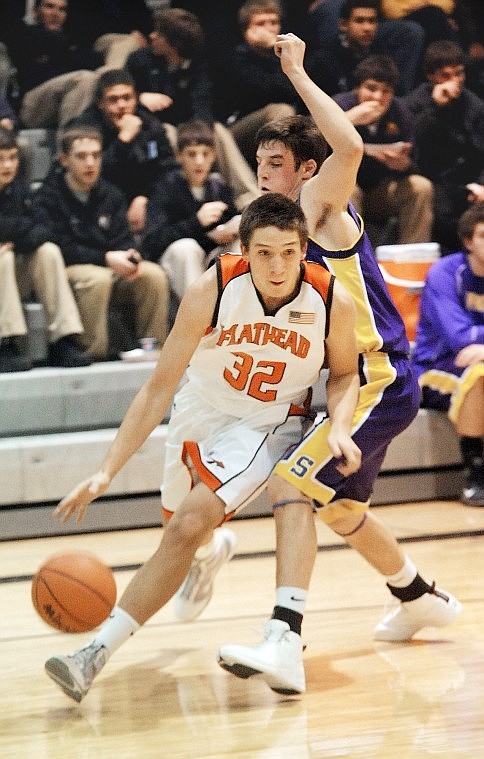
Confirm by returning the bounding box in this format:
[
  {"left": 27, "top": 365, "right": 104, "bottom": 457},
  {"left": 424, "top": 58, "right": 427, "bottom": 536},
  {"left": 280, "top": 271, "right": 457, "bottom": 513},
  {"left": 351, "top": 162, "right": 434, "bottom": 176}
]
[{"left": 186, "top": 254, "right": 334, "bottom": 425}]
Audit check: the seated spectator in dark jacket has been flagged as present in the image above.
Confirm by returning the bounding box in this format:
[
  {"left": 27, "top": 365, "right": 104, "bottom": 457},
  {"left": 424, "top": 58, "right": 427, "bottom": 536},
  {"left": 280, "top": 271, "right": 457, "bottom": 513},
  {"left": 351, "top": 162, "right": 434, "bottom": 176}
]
[
  {"left": 126, "top": 7, "right": 259, "bottom": 212},
  {"left": 334, "top": 55, "right": 433, "bottom": 244},
  {"left": 411, "top": 201, "right": 484, "bottom": 507},
  {"left": 7, "top": 0, "right": 103, "bottom": 128},
  {"left": 306, "top": 0, "right": 424, "bottom": 96},
  {"left": 142, "top": 120, "right": 240, "bottom": 301},
  {"left": 228, "top": 0, "right": 300, "bottom": 168},
  {"left": 0, "top": 125, "right": 90, "bottom": 372},
  {"left": 403, "top": 40, "right": 484, "bottom": 254},
  {"left": 303, "top": 0, "right": 424, "bottom": 95},
  {"left": 69, "top": 69, "right": 176, "bottom": 235},
  {"left": 126, "top": 7, "right": 213, "bottom": 129},
  {"left": 31, "top": 125, "right": 169, "bottom": 360}
]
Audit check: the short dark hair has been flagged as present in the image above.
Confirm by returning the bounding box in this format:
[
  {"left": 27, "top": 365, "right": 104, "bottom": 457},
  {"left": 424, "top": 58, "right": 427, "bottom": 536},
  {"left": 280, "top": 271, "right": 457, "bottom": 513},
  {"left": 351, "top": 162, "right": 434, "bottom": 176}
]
[
  {"left": 59, "top": 125, "right": 102, "bottom": 155},
  {"left": 238, "top": 1, "right": 281, "bottom": 34},
  {"left": 458, "top": 202, "right": 484, "bottom": 250},
  {"left": 94, "top": 69, "right": 137, "bottom": 103},
  {"left": 153, "top": 8, "right": 205, "bottom": 58},
  {"left": 423, "top": 40, "right": 465, "bottom": 76},
  {"left": 340, "top": 0, "right": 379, "bottom": 21},
  {"left": 239, "top": 192, "right": 308, "bottom": 249},
  {"left": 256, "top": 115, "right": 328, "bottom": 172},
  {"left": 0, "top": 125, "right": 18, "bottom": 151},
  {"left": 353, "top": 54, "right": 399, "bottom": 90},
  {"left": 176, "top": 121, "right": 215, "bottom": 152}
]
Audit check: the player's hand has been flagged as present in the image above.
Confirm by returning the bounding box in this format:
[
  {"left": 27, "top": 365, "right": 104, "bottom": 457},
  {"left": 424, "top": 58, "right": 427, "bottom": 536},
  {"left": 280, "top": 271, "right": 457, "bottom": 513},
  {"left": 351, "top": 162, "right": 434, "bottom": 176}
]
[
  {"left": 327, "top": 428, "right": 362, "bottom": 477},
  {"left": 53, "top": 471, "right": 111, "bottom": 524},
  {"left": 455, "top": 344, "right": 484, "bottom": 368},
  {"left": 274, "top": 33, "right": 306, "bottom": 75}
]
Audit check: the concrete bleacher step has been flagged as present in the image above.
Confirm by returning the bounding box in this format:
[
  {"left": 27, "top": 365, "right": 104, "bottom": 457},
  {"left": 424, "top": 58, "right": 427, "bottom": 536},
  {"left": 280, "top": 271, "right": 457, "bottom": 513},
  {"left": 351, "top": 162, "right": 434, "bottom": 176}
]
[{"left": 0, "top": 362, "right": 463, "bottom": 539}]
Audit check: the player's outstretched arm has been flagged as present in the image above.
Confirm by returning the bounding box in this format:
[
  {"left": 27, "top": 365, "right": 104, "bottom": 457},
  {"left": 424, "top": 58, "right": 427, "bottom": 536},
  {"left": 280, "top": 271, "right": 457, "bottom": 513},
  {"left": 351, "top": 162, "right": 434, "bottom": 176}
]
[
  {"left": 324, "top": 279, "right": 361, "bottom": 476},
  {"left": 54, "top": 271, "right": 219, "bottom": 524},
  {"left": 274, "top": 33, "right": 363, "bottom": 217}
]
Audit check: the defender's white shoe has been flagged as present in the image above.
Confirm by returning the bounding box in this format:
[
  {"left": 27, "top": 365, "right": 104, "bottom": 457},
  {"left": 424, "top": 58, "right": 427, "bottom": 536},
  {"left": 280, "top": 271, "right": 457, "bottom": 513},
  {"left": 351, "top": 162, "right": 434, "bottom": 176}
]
[
  {"left": 174, "top": 527, "right": 237, "bottom": 622},
  {"left": 374, "top": 585, "right": 462, "bottom": 641},
  {"left": 45, "top": 642, "right": 107, "bottom": 702},
  {"left": 217, "top": 619, "right": 306, "bottom": 694}
]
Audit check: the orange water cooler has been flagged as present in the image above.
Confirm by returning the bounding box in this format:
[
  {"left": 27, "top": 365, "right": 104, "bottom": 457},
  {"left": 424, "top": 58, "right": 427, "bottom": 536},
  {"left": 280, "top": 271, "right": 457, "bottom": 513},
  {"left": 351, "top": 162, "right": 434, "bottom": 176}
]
[{"left": 376, "top": 243, "right": 440, "bottom": 342}]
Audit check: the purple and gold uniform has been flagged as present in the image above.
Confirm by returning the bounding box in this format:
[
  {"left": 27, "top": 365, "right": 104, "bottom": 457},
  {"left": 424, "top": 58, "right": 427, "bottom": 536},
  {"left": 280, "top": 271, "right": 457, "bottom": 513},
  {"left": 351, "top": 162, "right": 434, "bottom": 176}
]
[
  {"left": 412, "top": 251, "right": 484, "bottom": 424},
  {"left": 274, "top": 205, "right": 420, "bottom": 522}
]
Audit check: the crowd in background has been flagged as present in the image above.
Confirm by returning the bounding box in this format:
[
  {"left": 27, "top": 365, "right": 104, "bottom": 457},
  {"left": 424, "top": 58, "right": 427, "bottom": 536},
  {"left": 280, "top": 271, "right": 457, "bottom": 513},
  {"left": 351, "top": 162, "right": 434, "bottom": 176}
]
[{"left": 0, "top": 0, "right": 483, "bottom": 372}]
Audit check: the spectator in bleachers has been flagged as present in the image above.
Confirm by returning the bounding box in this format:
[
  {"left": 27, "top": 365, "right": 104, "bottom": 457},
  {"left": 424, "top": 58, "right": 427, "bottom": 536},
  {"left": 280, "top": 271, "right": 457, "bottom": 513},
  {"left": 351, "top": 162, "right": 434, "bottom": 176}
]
[
  {"left": 0, "top": 125, "right": 90, "bottom": 372},
  {"left": 403, "top": 40, "right": 484, "bottom": 254},
  {"left": 67, "top": 0, "right": 153, "bottom": 65},
  {"left": 69, "top": 68, "right": 176, "bottom": 236},
  {"left": 227, "top": 0, "right": 300, "bottom": 168},
  {"left": 7, "top": 0, "right": 104, "bottom": 128},
  {"left": 0, "top": 94, "right": 18, "bottom": 131},
  {"left": 411, "top": 201, "right": 484, "bottom": 507},
  {"left": 334, "top": 55, "right": 433, "bottom": 244},
  {"left": 380, "top": 1, "right": 462, "bottom": 48},
  {"left": 31, "top": 125, "right": 169, "bottom": 360},
  {"left": 303, "top": 0, "right": 425, "bottom": 95},
  {"left": 306, "top": 0, "right": 424, "bottom": 96},
  {"left": 125, "top": 6, "right": 259, "bottom": 212},
  {"left": 141, "top": 120, "right": 240, "bottom": 302}
]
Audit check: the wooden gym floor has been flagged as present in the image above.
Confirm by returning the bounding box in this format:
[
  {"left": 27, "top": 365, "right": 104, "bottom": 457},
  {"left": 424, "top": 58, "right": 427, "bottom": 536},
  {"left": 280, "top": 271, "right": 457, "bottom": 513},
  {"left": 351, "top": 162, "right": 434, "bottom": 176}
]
[{"left": 1, "top": 499, "right": 484, "bottom": 759}]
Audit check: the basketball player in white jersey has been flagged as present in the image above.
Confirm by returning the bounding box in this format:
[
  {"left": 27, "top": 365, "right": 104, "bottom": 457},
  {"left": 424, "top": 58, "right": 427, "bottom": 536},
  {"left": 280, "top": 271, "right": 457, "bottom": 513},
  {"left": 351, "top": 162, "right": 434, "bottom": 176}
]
[{"left": 44, "top": 191, "right": 362, "bottom": 702}]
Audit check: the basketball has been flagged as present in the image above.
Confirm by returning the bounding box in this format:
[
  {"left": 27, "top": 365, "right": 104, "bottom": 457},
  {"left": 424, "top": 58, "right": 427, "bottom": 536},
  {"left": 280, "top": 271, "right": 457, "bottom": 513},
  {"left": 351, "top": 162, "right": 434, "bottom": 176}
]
[{"left": 31, "top": 550, "right": 117, "bottom": 633}]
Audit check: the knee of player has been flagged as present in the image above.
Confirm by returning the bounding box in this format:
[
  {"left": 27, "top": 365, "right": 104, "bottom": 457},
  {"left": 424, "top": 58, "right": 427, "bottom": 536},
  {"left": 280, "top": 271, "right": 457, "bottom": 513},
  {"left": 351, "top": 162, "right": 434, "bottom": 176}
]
[{"left": 165, "top": 508, "right": 210, "bottom": 549}]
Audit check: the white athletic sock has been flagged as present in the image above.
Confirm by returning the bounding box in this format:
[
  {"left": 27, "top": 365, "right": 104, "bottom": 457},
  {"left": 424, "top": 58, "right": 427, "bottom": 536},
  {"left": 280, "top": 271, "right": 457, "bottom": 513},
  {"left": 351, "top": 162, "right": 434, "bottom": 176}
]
[
  {"left": 276, "top": 586, "right": 307, "bottom": 616},
  {"left": 385, "top": 556, "right": 418, "bottom": 588},
  {"left": 91, "top": 605, "right": 140, "bottom": 657}
]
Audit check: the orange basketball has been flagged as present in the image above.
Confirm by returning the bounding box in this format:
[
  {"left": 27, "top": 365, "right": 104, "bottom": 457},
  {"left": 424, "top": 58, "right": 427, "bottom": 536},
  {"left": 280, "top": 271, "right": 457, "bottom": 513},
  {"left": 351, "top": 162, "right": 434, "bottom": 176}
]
[{"left": 31, "top": 550, "right": 117, "bottom": 633}]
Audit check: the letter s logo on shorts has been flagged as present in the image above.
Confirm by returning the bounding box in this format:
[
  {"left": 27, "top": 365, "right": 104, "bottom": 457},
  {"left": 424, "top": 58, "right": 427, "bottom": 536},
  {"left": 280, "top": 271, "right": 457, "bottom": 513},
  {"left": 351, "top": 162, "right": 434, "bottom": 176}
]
[{"left": 289, "top": 455, "right": 315, "bottom": 478}]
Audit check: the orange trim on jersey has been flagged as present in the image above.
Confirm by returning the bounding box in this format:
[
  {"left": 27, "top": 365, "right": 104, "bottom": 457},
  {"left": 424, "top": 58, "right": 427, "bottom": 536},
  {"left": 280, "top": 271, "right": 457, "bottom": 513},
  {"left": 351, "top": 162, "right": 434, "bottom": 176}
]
[
  {"left": 288, "top": 387, "right": 313, "bottom": 417},
  {"left": 302, "top": 260, "right": 333, "bottom": 299},
  {"left": 218, "top": 253, "right": 249, "bottom": 288},
  {"left": 184, "top": 440, "right": 224, "bottom": 491}
]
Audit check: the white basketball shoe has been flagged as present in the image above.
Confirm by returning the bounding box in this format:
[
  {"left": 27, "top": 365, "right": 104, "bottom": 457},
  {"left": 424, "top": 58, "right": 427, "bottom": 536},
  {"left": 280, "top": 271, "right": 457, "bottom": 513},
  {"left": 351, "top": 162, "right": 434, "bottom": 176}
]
[
  {"left": 45, "top": 642, "right": 107, "bottom": 702},
  {"left": 174, "top": 527, "right": 237, "bottom": 622},
  {"left": 374, "top": 585, "right": 462, "bottom": 641},
  {"left": 218, "top": 619, "right": 305, "bottom": 694}
]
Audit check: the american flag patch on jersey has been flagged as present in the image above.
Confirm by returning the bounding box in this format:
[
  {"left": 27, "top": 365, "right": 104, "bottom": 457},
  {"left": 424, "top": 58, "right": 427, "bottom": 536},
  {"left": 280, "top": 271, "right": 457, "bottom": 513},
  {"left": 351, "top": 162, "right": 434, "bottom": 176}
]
[{"left": 289, "top": 311, "right": 315, "bottom": 324}]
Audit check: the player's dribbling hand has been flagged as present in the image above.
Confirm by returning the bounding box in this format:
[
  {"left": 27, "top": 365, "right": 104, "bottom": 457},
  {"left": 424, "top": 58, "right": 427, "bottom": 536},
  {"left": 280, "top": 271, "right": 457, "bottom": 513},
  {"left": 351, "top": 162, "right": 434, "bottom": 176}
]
[{"left": 54, "top": 472, "right": 111, "bottom": 524}]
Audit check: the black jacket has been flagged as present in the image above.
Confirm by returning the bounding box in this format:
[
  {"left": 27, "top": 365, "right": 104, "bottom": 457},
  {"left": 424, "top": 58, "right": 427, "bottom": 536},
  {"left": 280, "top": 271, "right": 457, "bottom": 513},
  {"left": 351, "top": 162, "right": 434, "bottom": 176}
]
[
  {"left": 70, "top": 104, "right": 176, "bottom": 202},
  {"left": 126, "top": 47, "right": 215, "bottom": 126},
  {"left": 141, "top": 169, "right": 237, "bottom": 260},
  {"left": 334, "top": 91, "right": 419, "bottom": 191},
  {"left": 402, "top": 83, "right": 484, "bottom": 186},
  {"left": 230, "top": 43, "right": 301, "bottom": 119},
  {"left": 9, "top": 22, "right": 102, "bottom": 97},
  {"left": 0, "top": 174, "right": 50, "bottom": 253},
  {"left": 31, "top": 165, "right": 135, "bottom": 267}
]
